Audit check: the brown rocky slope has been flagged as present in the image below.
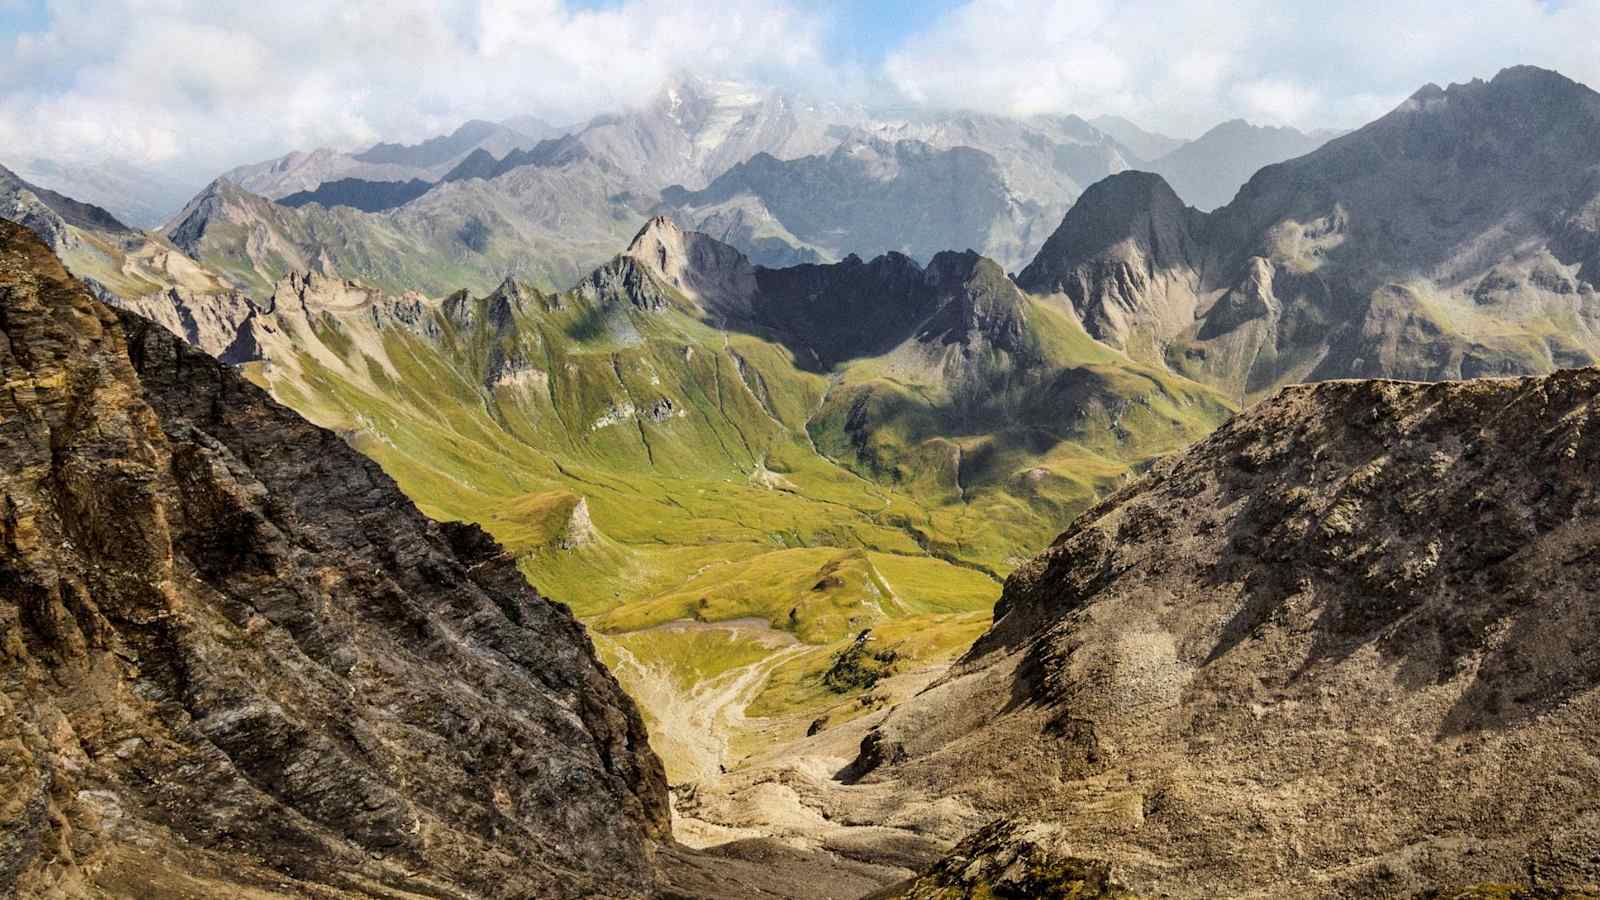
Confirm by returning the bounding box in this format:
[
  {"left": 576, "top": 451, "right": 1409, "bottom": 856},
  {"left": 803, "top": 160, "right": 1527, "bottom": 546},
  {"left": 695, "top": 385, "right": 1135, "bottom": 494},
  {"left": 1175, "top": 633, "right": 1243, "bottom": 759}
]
[
  {"left": 0, "top": 219, "right": 672, "bottom": 898},
  {"left": 840, "top": 368, "right": 1600, "bottom": 896}
]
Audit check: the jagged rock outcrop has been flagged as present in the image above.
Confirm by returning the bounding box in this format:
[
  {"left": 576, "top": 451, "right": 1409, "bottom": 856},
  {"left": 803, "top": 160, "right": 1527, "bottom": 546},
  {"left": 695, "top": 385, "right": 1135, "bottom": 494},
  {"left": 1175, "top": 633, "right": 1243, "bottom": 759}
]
[
  {"left": 868, "top": 820, "right": 1138, "bottom": 899},
  {"left": 0, "top": 220, "right": 670, "bottom": 898},
  {"left": 109, "top": 286, "right": 262, "bottom": 363},
  {"left": 842, "top": 368, "right": 1600, "bottom": 897},
  {"left": 1019, "top": 66, "right": 1600, "bottom": 401}
]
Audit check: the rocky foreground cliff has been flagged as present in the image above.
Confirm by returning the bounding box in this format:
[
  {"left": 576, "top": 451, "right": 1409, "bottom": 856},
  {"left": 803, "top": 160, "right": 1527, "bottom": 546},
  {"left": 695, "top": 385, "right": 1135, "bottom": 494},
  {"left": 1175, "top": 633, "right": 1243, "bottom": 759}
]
[
  {"left": 683, "top": 364, "right": 1600, "bottom": 897},
  {"left": 843, "top": 368, "right": 1600, "bottom": 896},
  {"left": 0, "top": 219, "right": 672, "bottom": 898}
]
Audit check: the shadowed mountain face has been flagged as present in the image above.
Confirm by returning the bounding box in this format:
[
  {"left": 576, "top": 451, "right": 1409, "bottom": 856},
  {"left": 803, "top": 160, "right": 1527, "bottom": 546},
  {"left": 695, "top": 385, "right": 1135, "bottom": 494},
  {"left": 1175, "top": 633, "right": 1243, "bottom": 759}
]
[
  {"left": 0, "top": 220, "right": 672, "bottom": 898},
  {"left": 279, "top": 177, "right": 434, "bottom": 212},
  {"left": 1019, "top": 66, "right": 1600, "bottom": 402}
]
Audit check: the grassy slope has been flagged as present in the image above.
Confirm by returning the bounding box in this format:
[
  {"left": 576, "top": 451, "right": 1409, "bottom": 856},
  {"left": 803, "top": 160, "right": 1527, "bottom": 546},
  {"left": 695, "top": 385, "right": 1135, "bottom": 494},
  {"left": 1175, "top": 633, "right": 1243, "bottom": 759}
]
[{"left": 253, "top": 267, "right": 1233, "bottom": 777}]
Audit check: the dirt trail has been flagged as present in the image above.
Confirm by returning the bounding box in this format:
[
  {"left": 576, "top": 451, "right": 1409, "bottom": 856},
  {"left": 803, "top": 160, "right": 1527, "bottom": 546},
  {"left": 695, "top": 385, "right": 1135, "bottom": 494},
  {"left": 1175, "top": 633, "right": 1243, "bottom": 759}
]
[{"left": 600, "top": 621, "right": 810, "bottom": 787}]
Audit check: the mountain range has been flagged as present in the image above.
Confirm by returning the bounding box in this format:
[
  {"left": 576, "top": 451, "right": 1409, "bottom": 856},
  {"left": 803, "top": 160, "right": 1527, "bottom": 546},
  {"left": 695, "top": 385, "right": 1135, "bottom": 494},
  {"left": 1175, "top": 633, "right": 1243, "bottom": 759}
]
[
  {"left": 1019, "top": 66, "right": 1600, "bottom": 402},
  {"left": 17, "top": 73, "right": 1332, "bottom": 303},
  {"left": 220, "top": 117, "right": 566, "bottom": 199},
  {"left": 5, "top": 62, "right": 1600, "bottom": 900}
]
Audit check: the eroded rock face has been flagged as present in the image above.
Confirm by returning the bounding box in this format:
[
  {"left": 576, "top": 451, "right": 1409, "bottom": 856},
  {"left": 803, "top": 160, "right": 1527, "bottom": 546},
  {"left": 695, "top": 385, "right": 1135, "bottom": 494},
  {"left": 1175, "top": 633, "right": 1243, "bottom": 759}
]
[
  {"left": 110, "top": 286, "right": 262, "bottom": 363},
  {"left": 0, "top": 220, "right": 669, "bottom": 898},
  {"left": 848, "top": 369, "right": 1600, "bottom": 897}
]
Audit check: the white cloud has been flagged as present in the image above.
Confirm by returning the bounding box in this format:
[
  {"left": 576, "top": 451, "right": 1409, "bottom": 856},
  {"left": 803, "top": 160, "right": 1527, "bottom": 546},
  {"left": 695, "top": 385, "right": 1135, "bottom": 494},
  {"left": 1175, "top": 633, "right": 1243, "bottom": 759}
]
[
  {"left": 884, "top": 0, "right": 1600, "bottom": 136},
  {"left": 0, "top": 0, "right": 831, "bottom": 176},
  {"left": 2, "top": 0, "right": 1599, "bottom": 181}
]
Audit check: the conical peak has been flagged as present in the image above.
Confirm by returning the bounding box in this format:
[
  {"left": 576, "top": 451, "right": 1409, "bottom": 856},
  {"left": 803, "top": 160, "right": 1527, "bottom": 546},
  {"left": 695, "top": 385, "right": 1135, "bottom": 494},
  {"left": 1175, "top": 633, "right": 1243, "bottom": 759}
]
[{"left": 620, "top": 216, "right": 755, "bottom": 316}]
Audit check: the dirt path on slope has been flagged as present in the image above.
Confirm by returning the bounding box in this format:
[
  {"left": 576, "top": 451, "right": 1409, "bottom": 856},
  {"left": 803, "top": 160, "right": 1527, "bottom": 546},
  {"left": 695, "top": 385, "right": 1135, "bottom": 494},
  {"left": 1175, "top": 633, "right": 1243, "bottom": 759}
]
[{"left": 599, "top": 621, "right": 810, "bottom": 787}]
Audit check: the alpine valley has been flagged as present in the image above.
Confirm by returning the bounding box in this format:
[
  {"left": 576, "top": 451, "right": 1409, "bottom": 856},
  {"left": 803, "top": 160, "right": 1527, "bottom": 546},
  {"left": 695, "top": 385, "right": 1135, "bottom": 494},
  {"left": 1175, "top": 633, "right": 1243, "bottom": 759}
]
[{"left": 3, "top": 57, "right": 1600, "bottom": 900}]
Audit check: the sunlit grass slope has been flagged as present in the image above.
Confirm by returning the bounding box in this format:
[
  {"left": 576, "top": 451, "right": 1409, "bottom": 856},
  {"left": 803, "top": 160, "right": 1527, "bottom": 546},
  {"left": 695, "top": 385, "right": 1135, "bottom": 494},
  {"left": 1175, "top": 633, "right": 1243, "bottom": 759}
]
[{"left": 250, "top": 248, "right": 1233, "bottom": 775}]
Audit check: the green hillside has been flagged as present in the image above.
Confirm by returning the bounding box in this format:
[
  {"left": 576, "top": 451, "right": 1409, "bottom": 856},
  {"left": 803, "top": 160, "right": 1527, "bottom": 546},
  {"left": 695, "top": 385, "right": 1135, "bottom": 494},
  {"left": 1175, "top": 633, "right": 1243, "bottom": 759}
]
[{"left": 242, "top": 227, "right": 1233, "bottom": 781}]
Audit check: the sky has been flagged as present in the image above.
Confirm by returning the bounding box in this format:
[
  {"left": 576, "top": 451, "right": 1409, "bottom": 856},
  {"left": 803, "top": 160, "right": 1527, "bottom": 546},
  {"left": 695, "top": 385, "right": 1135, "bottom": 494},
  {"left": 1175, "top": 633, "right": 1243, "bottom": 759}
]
[{"left": 2, "top": 0, "right": 1598, "bottom": 179}]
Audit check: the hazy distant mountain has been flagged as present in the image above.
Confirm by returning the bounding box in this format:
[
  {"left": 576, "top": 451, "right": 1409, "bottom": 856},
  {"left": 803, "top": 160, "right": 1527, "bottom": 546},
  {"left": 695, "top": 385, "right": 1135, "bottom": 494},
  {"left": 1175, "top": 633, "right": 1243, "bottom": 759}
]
[
  {"left": 656, "top": 110, "right": 1142, "bottom": 270},
  {"left": 439, "top": 136, "right": 594, "bottom": 184},
  {"left": 168, "top": 76, "right": 870, "bottom": 295},
  {"left": 546, "top": 73, "right": 862, "bottom": 192},
  {"left": 659, "top": 135, "right": 1035, "bottom": 268},
  {"left": 0, "top": 161, "right": 132, "bottom": 240},
  {"left": 1, "top": 160, "right": 265, "bottom": 361},
  {"left": 223, "top": 119, "right": 547, "bottom": 199},
  {"left": 352, "top": 119, "right": 531, "bottom": 168},
  {"left": 164, "top": 158, "right": 649, "bottom": 296},
  {"left": 867, "top": 112, "right": 1137, "bottom": 200},
  {"left": 1019, "top": 65, "right": 1600, "bottom": 400},
  {"left": 1146, "top": 118, "right": 1339, "bottom": 210},
  {"left": 6, "top": 157, "right": 199, "bottom": 228},
  {"left": 500, "top": 114, "right": 570, "bottom": 142},
  {"left": 1088, "top": 114, "right": 1187, "bottom": 161},
  {"left": 176, "top": 75, "right": 1154, "bottom": 288}
]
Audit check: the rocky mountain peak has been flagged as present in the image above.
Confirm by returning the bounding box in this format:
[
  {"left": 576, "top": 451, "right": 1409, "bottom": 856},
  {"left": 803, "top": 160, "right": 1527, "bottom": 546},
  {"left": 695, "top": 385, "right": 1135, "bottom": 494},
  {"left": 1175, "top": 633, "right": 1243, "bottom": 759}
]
[
  {"left": 623, "top": 215, "right": 756, "bottom": 316},
  {"left": 920, "top": 249, "right": 1031, "bottom": 355},
  {"left": 1016, "top": 170, "right": 1205, "bottom": 351},
  {"left": 437, "top": 276, "right": 538, "bottom": 335},
  {"left": 487, "top": 273, "right": 536, "bottom": 308},
  {"left": 163, "top": 177, "right": 258, "bottom": 253}
]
